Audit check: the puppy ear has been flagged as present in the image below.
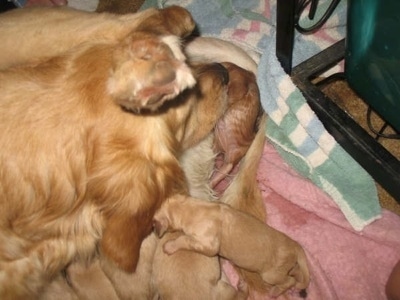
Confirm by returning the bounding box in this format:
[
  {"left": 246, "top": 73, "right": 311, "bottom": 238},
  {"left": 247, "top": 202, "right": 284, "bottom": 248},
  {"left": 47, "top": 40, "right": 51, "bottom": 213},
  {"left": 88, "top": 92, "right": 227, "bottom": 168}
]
[
  {"left": 100, "top": 213, "right": 151, "bottom": 273},
  {"left": 153, "top": 216, "right": 169, "bottom": 238}
]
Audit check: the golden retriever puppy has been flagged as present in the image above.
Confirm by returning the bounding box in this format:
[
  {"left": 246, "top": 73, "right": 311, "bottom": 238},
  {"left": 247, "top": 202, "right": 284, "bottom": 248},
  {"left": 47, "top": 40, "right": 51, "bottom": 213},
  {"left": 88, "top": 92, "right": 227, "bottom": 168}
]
[
  {"left": 0, "top": 13, "right": 231, "bottom": 300},
  {"left": 154, "top": 194, "right": 310, "bottom": 298},
  {"left": 211, "top": 62, "right": 262, "bottom": 187},
  {"left": 0, "top": 5, "right": 195, "bottom": 69},
  {"left": 151, "top": 135, "right": 247, "bottom": 300},
  {"left": 152, "top": 231, "right": 249, "bottom": 300}
]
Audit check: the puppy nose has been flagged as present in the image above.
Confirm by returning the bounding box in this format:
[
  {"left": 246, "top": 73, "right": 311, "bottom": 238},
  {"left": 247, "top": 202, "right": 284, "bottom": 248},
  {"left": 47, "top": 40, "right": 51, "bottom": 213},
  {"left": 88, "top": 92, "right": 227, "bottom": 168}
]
[{"left": 213, "top": 63, "right": 229, "bottom": 85}]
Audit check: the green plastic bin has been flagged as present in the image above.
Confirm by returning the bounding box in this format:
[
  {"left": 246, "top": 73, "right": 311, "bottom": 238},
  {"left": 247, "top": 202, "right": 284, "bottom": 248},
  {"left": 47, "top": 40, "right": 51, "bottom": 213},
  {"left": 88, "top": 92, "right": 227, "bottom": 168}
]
[{"left": 345, "top": 0, "right": 400, "bottom": 132}]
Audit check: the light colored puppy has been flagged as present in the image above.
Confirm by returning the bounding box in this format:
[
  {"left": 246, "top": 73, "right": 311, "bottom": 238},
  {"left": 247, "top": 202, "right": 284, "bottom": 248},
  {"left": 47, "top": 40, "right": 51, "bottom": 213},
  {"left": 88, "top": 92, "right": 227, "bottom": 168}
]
[
  {"left": 154, "top": 194, "right": 311, "bottom": 298},
  {"left": 211, "top": 62, "right": 262, "bottom": 187}
]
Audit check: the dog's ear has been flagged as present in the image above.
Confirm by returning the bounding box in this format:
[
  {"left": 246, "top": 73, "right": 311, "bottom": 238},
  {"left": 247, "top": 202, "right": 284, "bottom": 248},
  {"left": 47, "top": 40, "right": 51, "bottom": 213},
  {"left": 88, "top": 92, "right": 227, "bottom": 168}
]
[
  {"left": 153, "top": 216, "right": 169, "bottom": 238},
  {"left": 100, "top": 213, "right": 152, "bottom": 273}
]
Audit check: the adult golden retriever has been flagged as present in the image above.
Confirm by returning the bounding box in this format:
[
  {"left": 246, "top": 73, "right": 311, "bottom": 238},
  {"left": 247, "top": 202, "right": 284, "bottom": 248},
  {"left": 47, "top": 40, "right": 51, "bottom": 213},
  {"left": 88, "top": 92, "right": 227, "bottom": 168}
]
[
  {"left": 40, "top": 61, "right": 269, "bottom": 300},
  {"left": 0, "top": 6, "right": 232, "bottom": 299}
]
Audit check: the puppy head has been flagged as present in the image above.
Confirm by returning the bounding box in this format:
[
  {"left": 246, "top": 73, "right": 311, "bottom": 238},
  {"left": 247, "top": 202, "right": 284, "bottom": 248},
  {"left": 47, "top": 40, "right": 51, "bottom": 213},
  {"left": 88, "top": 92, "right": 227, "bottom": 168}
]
[
  {"left": 107, "top": 32, "right": 195, "bottom": 113},
  {"left": 214, "top": 62, "right": 261, "bottom": 159},
  {"left": 152, "top": 194, "right": 187, "bottom": 237}
]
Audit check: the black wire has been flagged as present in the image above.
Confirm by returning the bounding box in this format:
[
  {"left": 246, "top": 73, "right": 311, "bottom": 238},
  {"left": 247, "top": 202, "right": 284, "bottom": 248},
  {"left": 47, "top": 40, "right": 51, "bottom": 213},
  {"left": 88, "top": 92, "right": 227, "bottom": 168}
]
[
  {"left": 366, "top": 106, "right": 400, "bottom": 140},
  {"left": 295, "top": 0, "right": 342, "bottom": 34}
]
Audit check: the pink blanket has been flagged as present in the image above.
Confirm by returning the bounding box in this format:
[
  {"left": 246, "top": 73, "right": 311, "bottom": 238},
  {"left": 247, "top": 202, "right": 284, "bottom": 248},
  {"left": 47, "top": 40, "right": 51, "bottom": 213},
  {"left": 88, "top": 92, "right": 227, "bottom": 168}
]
[{"left": 224, "top": 142, "right": 400, "bottom": 300}]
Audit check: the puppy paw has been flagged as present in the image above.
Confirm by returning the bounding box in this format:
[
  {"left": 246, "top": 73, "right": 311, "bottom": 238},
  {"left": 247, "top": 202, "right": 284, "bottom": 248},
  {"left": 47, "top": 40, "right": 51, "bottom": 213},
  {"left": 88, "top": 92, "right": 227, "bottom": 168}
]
[
  {"left": 108, "top": 32, "right": 196, "bottom": 113},
  {"left": 162, "top": 240, "right": 180, "bottom": 255}
]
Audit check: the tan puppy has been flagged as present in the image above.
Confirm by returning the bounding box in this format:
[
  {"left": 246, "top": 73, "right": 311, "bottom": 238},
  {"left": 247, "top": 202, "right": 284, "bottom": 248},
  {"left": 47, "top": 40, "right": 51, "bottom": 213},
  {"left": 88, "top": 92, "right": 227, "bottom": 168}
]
[
  {"left": 154, "top": 194, "right": 310, "bottom": 298},
  {"left": 153, "top": 231, "right": 249, "bottom": 300},
  {"left": 211, "top": 62, "right": 262, "bottom": 187},
  {"left": 0, "top": 8, "right": 231, "bottom": 299}
]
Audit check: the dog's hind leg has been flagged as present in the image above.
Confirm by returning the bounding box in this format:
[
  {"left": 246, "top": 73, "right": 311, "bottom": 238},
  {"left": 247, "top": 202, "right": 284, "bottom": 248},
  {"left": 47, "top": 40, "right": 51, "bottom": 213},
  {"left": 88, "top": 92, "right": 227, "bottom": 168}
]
[{"left": 0, "top": 238, "right": 80, "bottom": 300}]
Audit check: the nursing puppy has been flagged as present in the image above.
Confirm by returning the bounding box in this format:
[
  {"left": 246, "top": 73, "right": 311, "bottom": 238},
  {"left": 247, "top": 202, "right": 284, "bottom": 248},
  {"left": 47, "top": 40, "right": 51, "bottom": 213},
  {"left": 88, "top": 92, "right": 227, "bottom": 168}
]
[
  {"left": 211, "top": 62, "right": 262, "bottom": 187},
  {"left": 0, "top": 11, "right": 231, "bottom": 300},
  {"left": 154, "top": 194, "right": 310, "bottom": 298}
]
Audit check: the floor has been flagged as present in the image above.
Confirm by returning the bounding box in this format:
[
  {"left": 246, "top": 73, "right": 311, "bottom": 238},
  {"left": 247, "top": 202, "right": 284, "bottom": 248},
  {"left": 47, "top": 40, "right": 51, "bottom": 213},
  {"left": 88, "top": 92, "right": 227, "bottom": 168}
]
[{"left": 323, "top": 80, "right": 400, "bottom": 216}]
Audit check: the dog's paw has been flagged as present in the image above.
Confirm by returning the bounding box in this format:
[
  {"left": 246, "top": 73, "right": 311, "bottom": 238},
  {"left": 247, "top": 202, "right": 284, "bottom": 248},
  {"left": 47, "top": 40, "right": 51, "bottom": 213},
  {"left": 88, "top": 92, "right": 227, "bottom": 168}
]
[
  {"left": 156, "top": 6, "right": 196, "bottom": 38},
  {"left": 136, "top": 6, "right": 196, "bottom": 38},
  {"left": 108, "top": 33, "right": 196, "bottom": 113}
]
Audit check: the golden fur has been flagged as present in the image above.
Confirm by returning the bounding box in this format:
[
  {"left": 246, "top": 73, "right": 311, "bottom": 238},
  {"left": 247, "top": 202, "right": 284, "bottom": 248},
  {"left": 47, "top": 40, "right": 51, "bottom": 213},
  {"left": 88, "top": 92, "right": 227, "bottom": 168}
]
[
  {"left": 0, "top": 6, "right": 232, "bottom": 299},
  {"left": 154, "top": 194, "right": 310, "bottom": 298},
  {"left": 0, "top": 4, "right": 287, "bottom": 299},
  {"left": 40, "top": 114, "right": 268, "bottom": 300},
  {"left": 211, "top": 62, "right": 262, "bottom": 187},
  {"left": 0, "top": 5, "right": 195, "bottom": 70}
]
